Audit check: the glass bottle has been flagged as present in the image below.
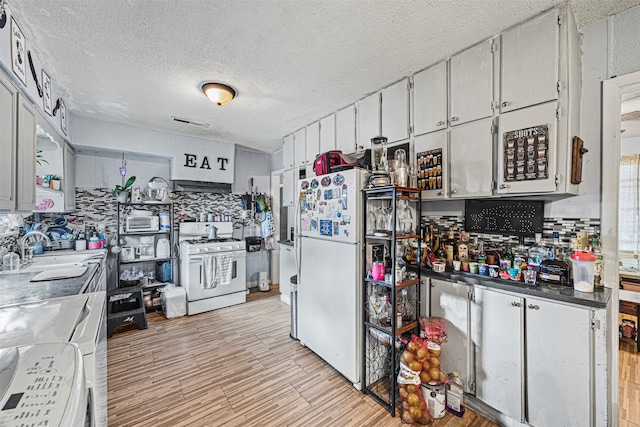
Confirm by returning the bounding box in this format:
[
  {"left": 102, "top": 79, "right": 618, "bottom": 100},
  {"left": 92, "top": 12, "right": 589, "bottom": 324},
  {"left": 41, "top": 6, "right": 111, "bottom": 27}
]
[
  {"left": 550, "top": 231, "right": 560, "bottom": 260},
  {"left": 444, "top": 228, "right": 457, "bottom": 268},
  {"left": 527, "top": 233, "right": 548, "bottom": 267},
  {"left": 503, "top": 243, "right": 514, "bottom": 269},
  {"left": 434, "top": 233, "right": 447, "bottom": 263},
  {"left": 476, "top": 237, "right": 487, "bottom": 264},
  {"left": 513, "top": 237, "right": 528, "bottom": 271},
  {"left": 457, "top": 231, "right": 469, "bottom": 262},
  {"left": 469, "top": 236, "right": 479, "bottom": 262},
  {"left": 592, "top": 234, "right": 604, "bottom": 286}
]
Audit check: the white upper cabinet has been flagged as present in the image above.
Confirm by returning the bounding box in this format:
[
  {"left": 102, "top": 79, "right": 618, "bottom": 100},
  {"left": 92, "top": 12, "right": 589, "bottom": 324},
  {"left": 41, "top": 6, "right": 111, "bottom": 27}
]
[
  {"left": 16, "top": 95, "right": 36, "bottom": 213},
  {"left": 294, "top": 128, "right": 306, "bottom": 168},
  {"left": 413, "top": 62, "right": 447, "bottom": 136},
  {"left": 357, "top": 92, "right": 381, "bottom": 151},
  {"left": 0, "top": 71, "right": 18, "bottom": 211},
  {"left": 414, "top": 130, "right": 448, "bottom": 200},
  {"left": 449, "top": 39, "right": 495, "bottom": 126},
  {"left": 283, "top": 133, "right": 295, "bottom": 170},
  {"left": 306, "top": 121, "right": 320, "bottom": 164},
  {"left": 381, "top": 78, "right": 410, "bottom": 143},
  {"left": 449, "top": 118, "right": 494, "bottom": 198},
  {"left": 319, "top": 114, "right": 336, "bottom": 153},
  {"left": 500, "top": 9, "right": 560, "bottom": 113},
  {"left": 282, "top": 167, "right": 296, "bottom": 207},
  {"left": 63, "top": 142, "right": 76, "bottom": 212},
  {"left": 496, "top": 102, "right": 558, "bottom": 195},
  {"left": 335, "top": 105, "right": 356, "bottom": 154}
]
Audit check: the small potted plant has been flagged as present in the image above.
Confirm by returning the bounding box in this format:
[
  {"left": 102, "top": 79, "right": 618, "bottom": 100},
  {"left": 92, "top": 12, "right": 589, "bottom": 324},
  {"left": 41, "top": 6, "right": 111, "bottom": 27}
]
[
  {"left": 113, "top": 176, "right": 136, "bottom": 203},
  {"left": 36, "top": 149, "right": 49, "bottom": 166}
]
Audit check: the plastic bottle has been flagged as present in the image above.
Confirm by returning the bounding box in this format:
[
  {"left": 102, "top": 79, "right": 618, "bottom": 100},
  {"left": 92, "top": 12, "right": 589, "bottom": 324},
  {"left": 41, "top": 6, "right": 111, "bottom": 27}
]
[
  {"left": 446, "top": 372, "right": 465, "bottom": 417},
  {"left": 88, "top": 232, "right": 100, "bottom": 250}
]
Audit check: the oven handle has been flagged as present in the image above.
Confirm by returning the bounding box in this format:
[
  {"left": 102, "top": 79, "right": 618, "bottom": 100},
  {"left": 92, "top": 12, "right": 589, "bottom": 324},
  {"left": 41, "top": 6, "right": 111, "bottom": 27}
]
[{"left": 189, "top": 256, "right": 237, "bottom": 280}]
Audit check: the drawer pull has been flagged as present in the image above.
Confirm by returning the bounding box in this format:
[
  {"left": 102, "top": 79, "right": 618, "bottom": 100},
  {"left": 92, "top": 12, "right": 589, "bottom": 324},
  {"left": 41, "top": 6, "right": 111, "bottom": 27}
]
[{"left": 528, "top": 304, "right": 540, "bottom": 310}]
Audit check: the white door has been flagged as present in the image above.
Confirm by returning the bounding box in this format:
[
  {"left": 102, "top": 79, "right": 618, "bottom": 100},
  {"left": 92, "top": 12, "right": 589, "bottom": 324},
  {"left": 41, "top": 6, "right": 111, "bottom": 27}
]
[
  {"left": 471, "top": 286, "right": 523, "bottom": 421},
  {"left": 294, "top": 128, "right": 306, "bottom": 168},
  {"left": 0, "top": 71, "right": 17, "bottom": 211},
  {"left": 449, "top": 39, "right": 494, "bottom": 126},
  {"left": 449, "top": 118, "right": 493, "bottom": 198},
  {"left": 413, "top": 61, "right": 447, "bottom": 136},
  {"left": 496, "top": 102, "right": 558, "bottom": 195},
  {"left": 500, "top": 10, "right": 560, "bottom": 113},
  {"left": 319, "top": 114, "right": 336, "bottom": 153},
  {"left": 336, "top": 105, "right": 356, "bottom": 154},
  {"left": 381, "top": 78, "right": 410, "bottom": 143},
  {"left": 357, "top": 92, "right": 381, "bottom": 151},
  {"left": 414, "top": 130, "right": 448, "bottom": 200},
  {"left": 306, "top": 121, "right": 320, "bottom": 165},
  {"left": 526, "top": 297, "right": 592, "bottom": 427},
  {"left": 283, "top": 133, "right": 295, "bottom": 169},
  {"left": 430, "top": 279, "right": 471, "bottom": 392},
  {"left": 298, "top": 237, "right": 360, "bottom": 385},
  {"left": 16, "top": 94, "right": 36, "bottom": 213},
  {"left": 282, "top": 168, "right": 296, "bottom": 207}
]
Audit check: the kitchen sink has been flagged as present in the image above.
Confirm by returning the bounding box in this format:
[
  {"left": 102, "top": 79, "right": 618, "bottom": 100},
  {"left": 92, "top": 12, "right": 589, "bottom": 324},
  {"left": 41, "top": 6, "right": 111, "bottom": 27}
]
[{"left": 0, "top": 253, "right": 103, "bottom": 275}]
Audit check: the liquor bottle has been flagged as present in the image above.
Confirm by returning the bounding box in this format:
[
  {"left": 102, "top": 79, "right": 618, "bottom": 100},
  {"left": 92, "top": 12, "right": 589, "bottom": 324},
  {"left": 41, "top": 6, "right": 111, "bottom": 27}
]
[
  {"left": 476, "top": 238, "right": 487, "bottom": 264},
  {"left": 457, "top": 231, "right": 469, "bottom": 262},
  {"left": 527, "top": 233, "right": 548, "bottom": 267},
  {"left": 434, "top": 233, "right": 447, "bottom": 263},
  {"left": 469, "top": 236, "right": 479, "bottom": 262},
  {"left": 513, "top": 237, "right": 528, "bottom": 271},
  {"left": 503, "top": 243, "right": 514, "bottom": 268},
  {"left": 444, "top": 228, "right": 457, "bottom": 268},
  {"left": 550, "top": 231, "right": 560, "bottom": 260},
  {"left": 592, "top": 234, "right": 604, "bottom": 286}
]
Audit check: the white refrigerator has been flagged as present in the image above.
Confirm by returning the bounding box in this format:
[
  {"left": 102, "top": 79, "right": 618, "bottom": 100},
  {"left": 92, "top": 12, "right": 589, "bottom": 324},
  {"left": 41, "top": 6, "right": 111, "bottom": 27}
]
[{"left": 296, "top": 168, "right": 367, "bottom": 389}]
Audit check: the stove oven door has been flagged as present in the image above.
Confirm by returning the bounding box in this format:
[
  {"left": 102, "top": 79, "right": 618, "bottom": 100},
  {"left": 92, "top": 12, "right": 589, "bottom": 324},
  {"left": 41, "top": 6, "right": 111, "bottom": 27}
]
[{"left": 185, "top": 250, "right": 246, "bottom": 301}]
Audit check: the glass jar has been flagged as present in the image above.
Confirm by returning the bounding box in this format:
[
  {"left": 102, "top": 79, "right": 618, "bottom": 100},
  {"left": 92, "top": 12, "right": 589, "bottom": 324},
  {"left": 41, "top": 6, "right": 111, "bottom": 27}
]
[
  {"left": 371, "top": 136, "right": 388, "bottom": 171},
  {"left": 395, "top": 149, "right": 408, "bottom": 187},
  {"left": 3, "top": 252, "right": 20, "bottom": 271}
]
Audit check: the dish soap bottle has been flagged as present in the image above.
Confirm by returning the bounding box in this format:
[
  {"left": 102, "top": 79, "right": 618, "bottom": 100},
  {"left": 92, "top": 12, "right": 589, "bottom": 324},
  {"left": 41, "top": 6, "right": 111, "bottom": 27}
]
[
  {"left": 88, "top": 232, "right": 100, "bottom": 250},
  {"left": 446, "top": 372, "right": 465, "bottom": 417}
]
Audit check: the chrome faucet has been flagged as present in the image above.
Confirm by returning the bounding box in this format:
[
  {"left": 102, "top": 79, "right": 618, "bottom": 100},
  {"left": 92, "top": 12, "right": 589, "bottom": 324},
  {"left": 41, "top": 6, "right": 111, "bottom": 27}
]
[{"left": 20, "top": 230, "right": 52, "bottom": 261}]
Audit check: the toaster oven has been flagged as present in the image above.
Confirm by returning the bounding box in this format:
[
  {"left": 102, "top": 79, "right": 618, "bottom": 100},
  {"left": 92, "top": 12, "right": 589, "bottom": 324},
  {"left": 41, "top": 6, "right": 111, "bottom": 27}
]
[{"left": 125, "top": 216, "right": 159, "bottom": 232}]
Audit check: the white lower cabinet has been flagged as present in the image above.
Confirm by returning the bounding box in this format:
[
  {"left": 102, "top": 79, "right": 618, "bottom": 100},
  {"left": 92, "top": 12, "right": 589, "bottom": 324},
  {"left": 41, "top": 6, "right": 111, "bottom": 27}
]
[
  {"left": 429, "top": 278, "right": 472, "bottom": 392},
  {"left": 471, "top": 285, "right": 593, "bottom": 426}
]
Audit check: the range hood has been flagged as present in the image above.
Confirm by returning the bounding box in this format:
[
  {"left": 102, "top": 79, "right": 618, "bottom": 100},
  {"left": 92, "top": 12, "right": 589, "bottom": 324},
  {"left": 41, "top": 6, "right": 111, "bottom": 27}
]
[{"left": 173, "top": 180, "right": 232, "bottom": 193}]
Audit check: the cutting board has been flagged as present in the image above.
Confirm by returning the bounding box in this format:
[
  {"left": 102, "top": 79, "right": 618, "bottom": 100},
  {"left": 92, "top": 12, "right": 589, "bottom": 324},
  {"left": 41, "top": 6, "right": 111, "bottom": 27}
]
[{"left": 30, "top": 267, "right": 88, "bottom": 282}]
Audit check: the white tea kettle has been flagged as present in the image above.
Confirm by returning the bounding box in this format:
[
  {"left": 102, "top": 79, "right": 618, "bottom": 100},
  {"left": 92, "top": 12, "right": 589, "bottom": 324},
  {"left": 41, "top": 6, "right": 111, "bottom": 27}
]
[{"left": 156, "top": 237, "right": 170, "bottom": 258}]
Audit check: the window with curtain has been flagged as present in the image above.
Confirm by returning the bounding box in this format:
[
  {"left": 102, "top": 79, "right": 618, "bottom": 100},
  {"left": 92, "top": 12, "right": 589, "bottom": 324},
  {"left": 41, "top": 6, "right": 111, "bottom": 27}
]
[{"left": 619, "top": 154, "right": 640, "bottom": 254}]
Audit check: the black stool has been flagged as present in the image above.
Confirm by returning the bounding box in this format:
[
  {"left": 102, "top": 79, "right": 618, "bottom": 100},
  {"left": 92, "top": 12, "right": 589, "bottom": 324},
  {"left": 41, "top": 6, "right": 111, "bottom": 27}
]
[{"left": 107, "top": 285, "right": 148, "bottom": 338}]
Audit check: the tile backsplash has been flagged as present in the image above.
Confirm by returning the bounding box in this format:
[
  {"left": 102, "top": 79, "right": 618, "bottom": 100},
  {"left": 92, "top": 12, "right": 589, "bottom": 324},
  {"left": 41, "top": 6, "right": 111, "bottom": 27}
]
[{"left": 37, "top": 189, "right": 245, "bottom": 233}]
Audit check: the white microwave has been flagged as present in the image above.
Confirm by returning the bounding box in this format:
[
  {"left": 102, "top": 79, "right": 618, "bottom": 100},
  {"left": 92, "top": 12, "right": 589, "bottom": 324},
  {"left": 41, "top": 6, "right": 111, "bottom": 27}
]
[{"left": 125, "top": 216, "right": 159, "bottom": 232}]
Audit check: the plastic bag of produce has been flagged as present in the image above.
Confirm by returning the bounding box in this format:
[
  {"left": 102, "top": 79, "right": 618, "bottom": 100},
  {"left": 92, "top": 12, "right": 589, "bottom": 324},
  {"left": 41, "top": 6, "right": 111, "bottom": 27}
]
[
  {"left": 419, "top": 317, "right": 448, "bottom": 344},
  {"left": 397, "top": 335, "right": 434, "bottom": 425},
  {"left": 419, "top": 341, "right": 447, "bottom": 386}
]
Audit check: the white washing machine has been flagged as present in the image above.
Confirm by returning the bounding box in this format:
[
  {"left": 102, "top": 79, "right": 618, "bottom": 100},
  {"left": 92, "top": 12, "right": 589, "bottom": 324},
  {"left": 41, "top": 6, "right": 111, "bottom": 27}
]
[
  {"left": 0, "top": 292, "right": 107, "bottom": 427},
  {"left": 0, "top": 342, "right": 87, "bottom": 426}
]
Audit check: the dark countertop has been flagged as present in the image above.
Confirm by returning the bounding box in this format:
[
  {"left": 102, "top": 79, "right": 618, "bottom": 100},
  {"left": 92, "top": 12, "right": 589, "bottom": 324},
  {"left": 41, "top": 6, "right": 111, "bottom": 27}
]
[
  {"left": 278, "top": 240, "right": 294, "bottom": 247},
  {"left": 0, "top": 263, "right": 99, "bottom": 307},
  {"left": 421, "top": 268, "right": 611, "bottom": 309}
]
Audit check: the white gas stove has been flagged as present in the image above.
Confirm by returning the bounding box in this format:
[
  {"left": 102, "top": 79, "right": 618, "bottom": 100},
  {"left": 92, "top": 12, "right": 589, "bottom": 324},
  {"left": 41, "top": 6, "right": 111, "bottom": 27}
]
[{"left": 179, "top": 222, "right": 247, "bottom": 315}]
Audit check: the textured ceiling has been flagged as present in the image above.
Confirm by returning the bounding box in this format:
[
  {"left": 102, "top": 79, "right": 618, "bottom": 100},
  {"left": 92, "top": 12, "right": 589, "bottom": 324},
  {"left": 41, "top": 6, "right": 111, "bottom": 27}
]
[{"left": 9, "top": 0, "right": 640, "bottom": 154}]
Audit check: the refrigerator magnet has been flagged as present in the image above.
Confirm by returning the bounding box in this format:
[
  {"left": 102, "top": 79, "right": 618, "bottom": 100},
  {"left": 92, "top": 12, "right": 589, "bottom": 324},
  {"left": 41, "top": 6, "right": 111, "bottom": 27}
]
[
  {"left": 333, "top": 174, "right": 344, "bottom": 186},
  {"left": 333, "top": 222, "right": 339, "bottom": 235},
  {"left": 311, "top": 219, "right": 317, "bottom": 230},
  {"left": 343, "top": 215, "right": 351, "bottom": 224},
  {"left": 324, "top": 189, "right": 332, "bottom": 199},
  {"left": 321, "top": 176, "right": 331, "bottom": 187},
  {"left": 310, "top": 179, "right": 318, "bottom": 189},
  {"left": 333, "top": 188, "right": 340, "bottom": 198},
  {"left": 320, "top": 220, "right": 332, "bottom": 236},
  {"left": 301, "top": 180, "right": 309, "bottom": 189}
]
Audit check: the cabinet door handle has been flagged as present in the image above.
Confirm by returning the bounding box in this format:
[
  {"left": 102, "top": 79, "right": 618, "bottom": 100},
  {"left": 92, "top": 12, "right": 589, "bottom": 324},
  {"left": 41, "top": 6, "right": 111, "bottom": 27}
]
[
  {"left": 499, "top": 184, "right": 510, "bottom": 190},
  {"left": 450, "top": 189, "right": 457, "bottom": 195},
  {"left": 436, "top": 120, "right": 445, "bottom": 126},
  {"left": 501, "top": 101, "right": 510, "bottom": 107},
  {"left": 528, "top": 304, "right": 540, "bottom": 310},
  {"left": 437, "top": 191, "right": 444, "bottom": 196},
  {"left": 450, "top": 116, "right": 459, "bottom": 122},
  {"left": 511, "top": 301, "right": 522, "bottom": 307}
]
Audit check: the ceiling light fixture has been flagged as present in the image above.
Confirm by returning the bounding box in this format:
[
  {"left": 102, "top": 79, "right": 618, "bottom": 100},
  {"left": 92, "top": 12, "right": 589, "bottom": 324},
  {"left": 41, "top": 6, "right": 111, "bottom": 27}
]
[{"left": 201, "top": 82, "right": 236, "bottom": 106}]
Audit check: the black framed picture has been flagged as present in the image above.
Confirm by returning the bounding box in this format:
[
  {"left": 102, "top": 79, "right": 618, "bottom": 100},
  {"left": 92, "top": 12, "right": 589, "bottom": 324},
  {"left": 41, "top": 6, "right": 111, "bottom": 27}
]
[{"left": 10, "top": 17, "right": 27, "bottom": 86}]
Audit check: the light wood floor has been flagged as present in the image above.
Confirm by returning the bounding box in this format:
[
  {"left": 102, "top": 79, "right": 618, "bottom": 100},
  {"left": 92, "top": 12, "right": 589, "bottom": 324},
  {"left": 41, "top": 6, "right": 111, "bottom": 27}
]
[
  {"left": 107, "top": 296, "right": 498, "bottom": 427},
  {"left": 620, "top": 313, "right": 640, "bottom": 427}
]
